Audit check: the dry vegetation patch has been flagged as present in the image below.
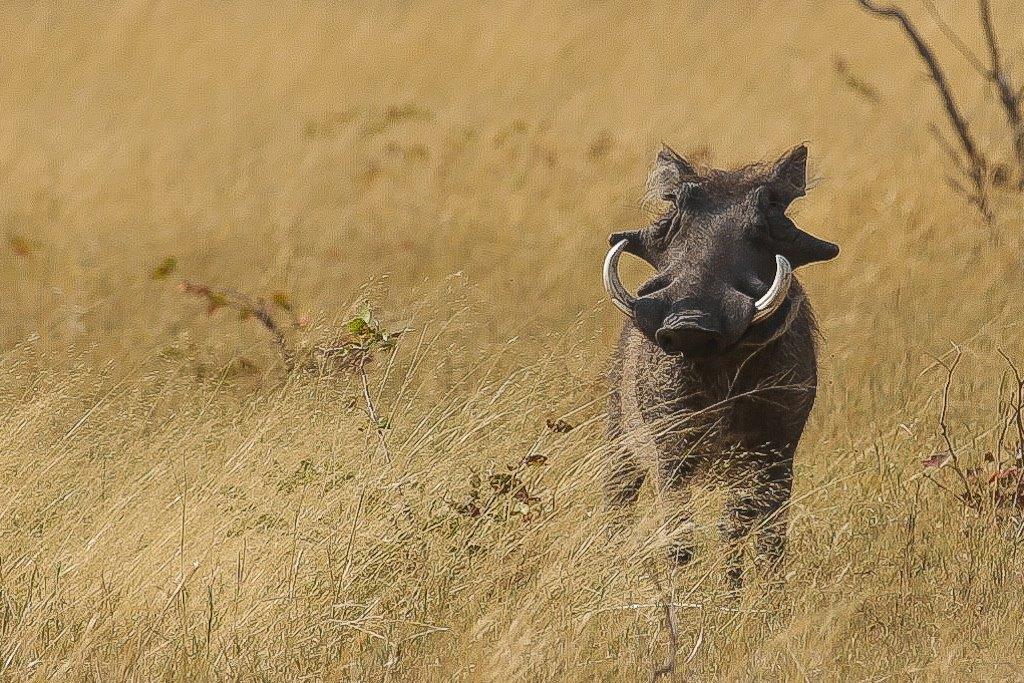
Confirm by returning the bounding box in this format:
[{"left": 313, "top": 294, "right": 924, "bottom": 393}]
[{"left": 2, "top": 0, "right": 1024, "bottom": 679}]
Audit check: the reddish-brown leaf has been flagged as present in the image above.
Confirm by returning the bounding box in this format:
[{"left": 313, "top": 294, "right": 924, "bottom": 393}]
[
  {"left": 989, "top": 467, "right": 1021, "bottom": 484},
  {"left": 8, "top": 235, "right": 32, "bottom": 256},
  {"left": 922, "top": 451, "right": 952, "bottom": 469},
  {"left": 546, "top": 418, "right": 574, "bottom": 433}
]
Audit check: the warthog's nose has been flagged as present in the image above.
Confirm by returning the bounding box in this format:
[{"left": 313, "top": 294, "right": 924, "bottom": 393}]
[{"left": 655, "top": 317, "right": 725, "bottom": 357}]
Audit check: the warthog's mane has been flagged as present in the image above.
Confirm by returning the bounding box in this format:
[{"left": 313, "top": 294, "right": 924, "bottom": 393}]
[{"left": 645, "top": 159, "right": 778, "bottom": 210}]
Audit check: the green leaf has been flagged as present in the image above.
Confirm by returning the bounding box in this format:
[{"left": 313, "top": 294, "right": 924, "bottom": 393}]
[
  {"left": 206, "top": 293, "right": 228, "bottom": 315},
  {"left": 345, "top": 317, "right": 369, "bottom": 335},
  {"left": 151, "top": 256, "right": 178, "bottom": 280},
  {"left": 271, "top": 292, "right": 293, "bottom": 312}
]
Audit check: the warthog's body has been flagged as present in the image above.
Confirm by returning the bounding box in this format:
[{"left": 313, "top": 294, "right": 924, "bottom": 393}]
[
  {"left": 607, "top": 282, "right": 818, "bottom": 579},
  {"left": 602, "top": 144, "right": 837, "bottom": 585}
]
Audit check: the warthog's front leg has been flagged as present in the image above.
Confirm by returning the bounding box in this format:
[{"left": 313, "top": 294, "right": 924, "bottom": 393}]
[
  {"left": 719, "top": 456, "right": 794, "bottom": 588},
  {"left": 657, "top": 456, "right": 700, "bottom": 566},
  {"left": 604, "top": 442, "right": 646, "bottom": 509}
]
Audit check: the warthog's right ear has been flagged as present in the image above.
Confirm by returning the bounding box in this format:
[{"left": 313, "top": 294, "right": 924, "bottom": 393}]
[
  {"left": 767, "top": 144, "right": 808, "bottom": 205},
  {"left": 648, "top": 145, "right": 700, "bottom": 203}
]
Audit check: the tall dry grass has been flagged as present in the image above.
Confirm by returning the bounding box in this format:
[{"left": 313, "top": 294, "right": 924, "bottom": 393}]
[{"left": 2, "top": 1, "right": 1024, "bottom": 680}]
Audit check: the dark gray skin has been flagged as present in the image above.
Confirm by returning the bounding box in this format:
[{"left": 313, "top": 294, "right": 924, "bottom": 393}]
[{"left": 606, "top": 144, "right": 839, "bottom": 587}]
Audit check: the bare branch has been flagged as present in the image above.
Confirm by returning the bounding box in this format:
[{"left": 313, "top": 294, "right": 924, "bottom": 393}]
[
  {"left": 857, "top": 0, "right": 986, "bottom": 176},
  {"left": 938, "top": 348, "right": 960, "bottom": 459},
  {"left": 979, "top": 0, "right": 1004, "bottom": 80},
  {"left": 929, "top": 122, "right": 966, "bottom": 173},
  {"left": 857, "top": 0, "right": 992, "bottom": 222},
  {"left": 944, "top": 175, "right": 991, "bottom": 220},
  {"left": 179, "top": 281, "right": 296, "bottom": 370},
  {"left": 979, "top": 0, "right": 1024, "bottom": 173},
  {"left": 245, "top": 297, "right": 289, "bottom": 359},
  {"left": 834, "top": 56, "right": 882, "bottom": 103}
]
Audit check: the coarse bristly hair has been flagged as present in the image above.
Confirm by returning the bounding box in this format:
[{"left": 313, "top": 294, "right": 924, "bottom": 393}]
[
  {"left": 644, "top": 145, "right": 814, "bottom": 211},
  {"left": 609, "top": 143, "right": 839, "bottom": 592}
]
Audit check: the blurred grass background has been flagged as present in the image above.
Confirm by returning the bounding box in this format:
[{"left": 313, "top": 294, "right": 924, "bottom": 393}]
[{"left": 2, "top": 1, "right": 1024, "bottom": 680}]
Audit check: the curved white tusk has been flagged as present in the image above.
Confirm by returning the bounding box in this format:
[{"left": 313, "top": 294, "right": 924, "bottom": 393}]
[
  {"left": 603, "top": 240, "right": 637, "bottom": 317},
  {"left": 751, "top": 255, "right": 793, "bottom": 324}
]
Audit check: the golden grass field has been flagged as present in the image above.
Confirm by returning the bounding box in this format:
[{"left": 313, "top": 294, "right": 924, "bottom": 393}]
[{"left": 3, "top": 1, "right": 1024, "bottom": 680}]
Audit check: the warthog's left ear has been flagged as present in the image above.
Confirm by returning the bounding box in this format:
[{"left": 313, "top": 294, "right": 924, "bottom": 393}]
[
  {"left": 648, "top": 145, "right": 700, "bottom": 203},
  {"left": 767, "top": 144, "right": 808, "bottom": 205},
  {"left": 608, "top": 229, "right": 649, "bottom": 262}
]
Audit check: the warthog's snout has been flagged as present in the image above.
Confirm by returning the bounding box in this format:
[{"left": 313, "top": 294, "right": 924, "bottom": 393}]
[{"left": 655, "top": 313, "right": 725, "bottom": 357}]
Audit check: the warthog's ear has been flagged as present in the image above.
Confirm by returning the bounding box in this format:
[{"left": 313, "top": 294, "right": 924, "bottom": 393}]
[
  {"left": 767, "top": 144, "right": 808, "bottom": 205},
  {"left": 608, "top": 229, "right": 649, "bottom": 261},
  {"left": 648, "top": 145, "right": 699, "bottom": 203}
]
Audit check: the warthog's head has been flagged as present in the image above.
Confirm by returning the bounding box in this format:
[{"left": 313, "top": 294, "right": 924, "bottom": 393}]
[{"left": 604, "top": 144, "right": 839, "bottom": 358}]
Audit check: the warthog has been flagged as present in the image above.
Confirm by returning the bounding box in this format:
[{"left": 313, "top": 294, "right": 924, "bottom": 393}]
[{"left": 603, "top": 144, "right": 839, "bottom": 586}]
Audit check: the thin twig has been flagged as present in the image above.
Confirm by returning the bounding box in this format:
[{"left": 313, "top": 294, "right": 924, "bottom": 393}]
[
  {"left": 929, "top": 123, "right": 967, "bottom": 174},
  {"left": 179, "top": 281, "right": 296, "bottom": 370},
  {"left": 226, "top": 290, "right": 294, "bottom": 371},
  {"left": 936, "top": 347, "right": 978, "bottom": 501},
  {"left": 937, "top": 348, "right": 960, "bottom": 459},
  {"left": 919, "top": 0, "right": 987, "bottom": 76},
  {"left": 645, "top": 560, "right": 678, "bottom": 682},
  {"left": 995, "top": 351, "right": 1024, "bottom": 511},
  {"left": 585, "top": 601, "right": 771, "bottom": 616},
  {"left": 997, "top": 350, "right": 1024, "bottom": 458},
  {"left": 360, "top": 361, "right": 393, "bottom": 463}
]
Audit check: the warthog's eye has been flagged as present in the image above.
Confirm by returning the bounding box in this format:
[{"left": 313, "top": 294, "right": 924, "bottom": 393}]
[
  {"left": 651, "top": 211, "right": 683, "bottom": 243},
  {"left": 674, "top": 182, "right": 703, "bottom": 211}
]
